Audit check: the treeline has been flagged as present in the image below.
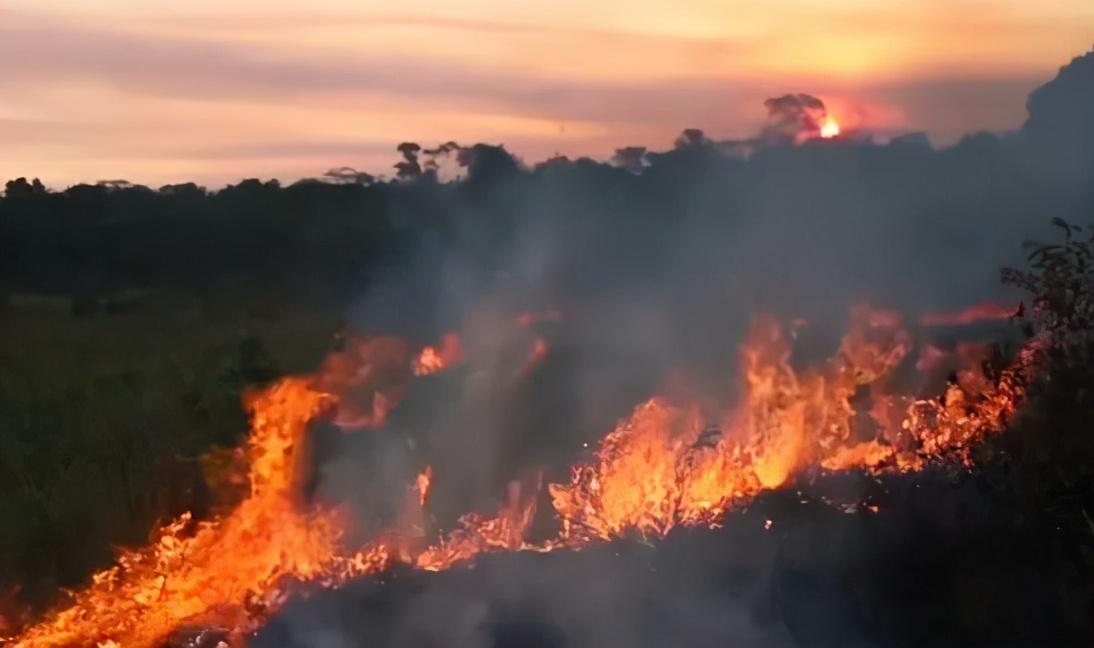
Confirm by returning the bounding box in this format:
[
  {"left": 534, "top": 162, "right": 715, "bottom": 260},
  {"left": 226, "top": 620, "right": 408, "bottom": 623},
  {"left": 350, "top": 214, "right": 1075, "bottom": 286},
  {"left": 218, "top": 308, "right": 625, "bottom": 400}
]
[
  {"left": 0, "top": 125, "right": 1088, "bottom": 322},
  {"left": 0, "top": 43, "right": 1092, "bottom": 328},
  {"left": 0, "top": 175, "right": 391, "bottom": 303}
]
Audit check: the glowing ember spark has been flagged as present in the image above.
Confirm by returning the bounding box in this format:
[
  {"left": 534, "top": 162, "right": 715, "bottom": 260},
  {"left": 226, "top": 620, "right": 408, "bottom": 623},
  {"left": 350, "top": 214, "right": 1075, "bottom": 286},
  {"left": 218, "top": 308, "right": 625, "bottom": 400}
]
[{"left": 413, "top": 333, "right": 463, "bottom": 376}]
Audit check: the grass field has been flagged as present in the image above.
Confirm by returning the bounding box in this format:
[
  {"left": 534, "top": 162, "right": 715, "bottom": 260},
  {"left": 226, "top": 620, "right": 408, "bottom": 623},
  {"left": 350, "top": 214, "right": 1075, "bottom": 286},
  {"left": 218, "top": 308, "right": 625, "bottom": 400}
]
[{"left": 0, "top": 300, "right": 339, "bottom": 603}]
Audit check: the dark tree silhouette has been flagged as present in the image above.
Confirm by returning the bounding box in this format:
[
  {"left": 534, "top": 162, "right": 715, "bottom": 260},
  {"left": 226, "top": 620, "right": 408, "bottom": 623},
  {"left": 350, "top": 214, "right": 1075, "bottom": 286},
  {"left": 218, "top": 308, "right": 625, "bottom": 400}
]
[{"left": 395, "top": 142, "right": 423, "bottom": 179}]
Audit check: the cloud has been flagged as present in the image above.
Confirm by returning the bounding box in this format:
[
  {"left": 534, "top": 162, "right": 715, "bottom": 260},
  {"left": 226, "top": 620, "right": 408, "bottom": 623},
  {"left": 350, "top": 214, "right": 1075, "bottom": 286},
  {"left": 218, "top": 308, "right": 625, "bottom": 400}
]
[
  {"left": 0, "top": 9, "right": 1066, "bottom": 186},
  {"left": 0, "top": 9, "right": 1043, "bottom": 127},
  {"left": 0, "top": 10, "right": 745, "bottom": 134}
]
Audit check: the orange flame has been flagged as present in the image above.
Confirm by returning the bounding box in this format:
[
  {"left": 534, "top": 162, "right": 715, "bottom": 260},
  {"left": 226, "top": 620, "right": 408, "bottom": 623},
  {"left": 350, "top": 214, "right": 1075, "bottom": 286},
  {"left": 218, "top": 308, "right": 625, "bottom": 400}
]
[
  {"left": 9, "top": 306, "right": 1035, "bottom": 647},
  {"left": 416, "top": 466, "right": 433, "bottom": 508},
  {"left": 920, "top": 301, "right": 1020, "bottom": 327},
  {"left": 7, "top": 334, "right": 456, "bottom": 647},
  {"left": 413, "top": 333, "right": 463, "bottom": 376},
  {"left": 8, "top": 380, "right": 362, "bottom": 647}
]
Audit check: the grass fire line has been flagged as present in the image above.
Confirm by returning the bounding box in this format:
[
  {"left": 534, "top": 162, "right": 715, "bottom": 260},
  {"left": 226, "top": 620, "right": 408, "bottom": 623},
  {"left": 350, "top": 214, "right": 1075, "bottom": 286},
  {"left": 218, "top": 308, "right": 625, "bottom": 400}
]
[{"left": 6, "top": 305, "right": 1034, "bottom": 647}]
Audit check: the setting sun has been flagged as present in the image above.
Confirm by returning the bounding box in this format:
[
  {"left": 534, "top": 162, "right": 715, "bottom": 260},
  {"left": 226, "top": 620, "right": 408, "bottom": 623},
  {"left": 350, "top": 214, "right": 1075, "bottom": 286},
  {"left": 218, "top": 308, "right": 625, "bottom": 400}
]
[{"left": 820, "top": 117, "right": 841, "bottom": 139}]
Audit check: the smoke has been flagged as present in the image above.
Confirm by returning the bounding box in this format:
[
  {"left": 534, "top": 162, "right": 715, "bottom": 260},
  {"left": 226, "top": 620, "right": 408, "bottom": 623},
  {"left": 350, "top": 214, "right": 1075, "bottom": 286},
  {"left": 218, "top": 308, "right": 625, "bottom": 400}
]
[
  {"left": 269, "top": 49, "right": 1094, "bottom": 647},
  {"left": 255, "top": 503, "right": 798, "bottom": 648}
]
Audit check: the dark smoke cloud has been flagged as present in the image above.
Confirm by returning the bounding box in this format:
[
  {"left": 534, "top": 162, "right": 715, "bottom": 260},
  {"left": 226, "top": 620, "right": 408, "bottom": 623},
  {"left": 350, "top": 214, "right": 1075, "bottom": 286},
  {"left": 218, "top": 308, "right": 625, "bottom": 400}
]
[{"left": 256, "top": 503, "right": 798, "bottom": 648}]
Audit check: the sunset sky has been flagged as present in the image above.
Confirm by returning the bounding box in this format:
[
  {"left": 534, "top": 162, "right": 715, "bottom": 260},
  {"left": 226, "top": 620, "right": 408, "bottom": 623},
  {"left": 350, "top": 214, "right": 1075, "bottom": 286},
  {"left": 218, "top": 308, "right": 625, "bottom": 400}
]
[{"left": 2, "top": 1, "right": 1092, "bottom": 188}]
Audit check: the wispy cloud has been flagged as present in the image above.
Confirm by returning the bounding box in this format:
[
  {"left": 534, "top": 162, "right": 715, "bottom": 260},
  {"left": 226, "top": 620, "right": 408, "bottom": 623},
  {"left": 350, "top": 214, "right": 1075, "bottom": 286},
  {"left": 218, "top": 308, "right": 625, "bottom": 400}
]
[{"left": 0, "top": 4, "right": 1081, "bottom": 186}]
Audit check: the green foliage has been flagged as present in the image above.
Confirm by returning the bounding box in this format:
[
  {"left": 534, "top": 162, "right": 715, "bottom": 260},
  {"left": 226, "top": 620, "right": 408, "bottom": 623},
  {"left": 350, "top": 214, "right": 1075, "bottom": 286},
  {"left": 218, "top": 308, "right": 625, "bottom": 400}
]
[
  {"left": 1003, "top": 218, "right": 1094, "bottom": 357},
  {"left": 0, "top": 306, "right": 337, "bottom": 603},
  {"left": 0, "top": 179, "right": 395, "bottom": 303},
  {"left": 987, "top": 218, "right": 1094, "bottom": 589}
]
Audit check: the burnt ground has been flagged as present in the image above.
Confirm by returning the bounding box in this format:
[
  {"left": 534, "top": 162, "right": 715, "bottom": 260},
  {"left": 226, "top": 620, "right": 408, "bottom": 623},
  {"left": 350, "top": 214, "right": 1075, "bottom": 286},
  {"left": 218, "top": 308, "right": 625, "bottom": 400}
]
[{"left": 252, "top": 470, "right": 1094, "bottom": 648}]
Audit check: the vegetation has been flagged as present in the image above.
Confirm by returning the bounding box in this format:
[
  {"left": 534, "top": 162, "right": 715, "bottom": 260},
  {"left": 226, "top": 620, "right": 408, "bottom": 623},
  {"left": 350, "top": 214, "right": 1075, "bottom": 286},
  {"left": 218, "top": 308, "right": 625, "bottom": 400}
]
[
  {"left": 989, "top": 219, "right": 1094, "bottom": 589},
  {"left": 0, "top": 308, "right": 339, "bottom": 604},
  {"left": 1, "top": 49, "right": 1094, "bottom": 629}
]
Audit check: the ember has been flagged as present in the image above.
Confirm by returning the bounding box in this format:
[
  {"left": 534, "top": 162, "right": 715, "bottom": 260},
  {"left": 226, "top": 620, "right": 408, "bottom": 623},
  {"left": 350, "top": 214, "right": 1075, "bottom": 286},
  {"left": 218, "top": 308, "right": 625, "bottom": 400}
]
[{"left": 412, "top": 333, "right": 463, "bottom": 377}]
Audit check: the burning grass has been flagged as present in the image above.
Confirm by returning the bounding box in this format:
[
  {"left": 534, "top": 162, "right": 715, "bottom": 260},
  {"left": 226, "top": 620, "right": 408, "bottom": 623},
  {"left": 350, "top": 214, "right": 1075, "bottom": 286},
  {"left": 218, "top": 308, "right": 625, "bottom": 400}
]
[{"left": 6, "top": 306, "right": 1036, "bottom": 647}]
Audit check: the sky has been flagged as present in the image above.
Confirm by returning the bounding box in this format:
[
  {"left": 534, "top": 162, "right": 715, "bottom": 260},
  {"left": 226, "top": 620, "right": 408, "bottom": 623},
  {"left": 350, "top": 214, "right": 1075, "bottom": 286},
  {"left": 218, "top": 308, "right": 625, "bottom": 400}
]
[{"left": 1, "top": 0, "right": 1092, "bottom": 188}]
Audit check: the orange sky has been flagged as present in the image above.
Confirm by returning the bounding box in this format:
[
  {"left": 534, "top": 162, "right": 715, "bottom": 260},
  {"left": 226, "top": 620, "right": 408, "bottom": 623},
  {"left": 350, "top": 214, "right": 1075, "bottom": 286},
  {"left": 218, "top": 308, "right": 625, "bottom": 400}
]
[{"left": 1, "top": 1, "right": 1092, "bottom": 187}]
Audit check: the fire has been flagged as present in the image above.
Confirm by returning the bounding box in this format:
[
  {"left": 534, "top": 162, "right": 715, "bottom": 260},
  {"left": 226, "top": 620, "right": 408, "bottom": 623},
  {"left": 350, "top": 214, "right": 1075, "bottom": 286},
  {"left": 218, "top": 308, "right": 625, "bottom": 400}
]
[
  {"left": 6, "top": 336, "right": 452, "bottom": 647},
  {"left": 820, "top": 117, "right": 841, "bottom": 139},
  {"left": 416, "top": 466, "right": 433, "bottom": 507},
  {"left": 551, "top": 306, "right": 926, "bottom": 541},
  {"left": 7, "top": 380, "right": 361, "bottom": 647},
  {"left": 412, "top": 333, "right": 463, "bottom": 376},
  {"left": 416, "top": 474, "right": 543, "bottom": 572},
  {"left": 513, "top": 308, "right": 562, "bottom": 378},
  {"left": 920, "top": 301, "right": 1021, "bottom": 327},
  {"left": 8, "top": 305, "right": 1036, "bottom": 647}
]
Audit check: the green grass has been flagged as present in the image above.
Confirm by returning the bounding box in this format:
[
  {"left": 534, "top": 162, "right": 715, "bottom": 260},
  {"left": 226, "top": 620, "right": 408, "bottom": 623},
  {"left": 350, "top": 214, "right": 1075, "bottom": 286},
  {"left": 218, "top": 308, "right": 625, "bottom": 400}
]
[{"left": 0, "top": 301, "right": 339, "bottom": 602}]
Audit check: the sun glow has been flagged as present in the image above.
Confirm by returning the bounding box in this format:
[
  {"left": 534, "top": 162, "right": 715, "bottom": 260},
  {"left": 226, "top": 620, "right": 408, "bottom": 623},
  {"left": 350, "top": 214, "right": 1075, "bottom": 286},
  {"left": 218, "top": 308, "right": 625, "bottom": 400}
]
[{"left": 820, "top": 117, "right": 841, "bottom": 139}]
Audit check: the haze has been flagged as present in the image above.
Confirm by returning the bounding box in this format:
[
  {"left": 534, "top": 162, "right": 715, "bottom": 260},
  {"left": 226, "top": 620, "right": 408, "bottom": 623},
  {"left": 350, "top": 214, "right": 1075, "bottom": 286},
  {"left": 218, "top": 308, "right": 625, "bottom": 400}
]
[{"left": 2, "top": 0, "right": 1092, "bottom": 187}]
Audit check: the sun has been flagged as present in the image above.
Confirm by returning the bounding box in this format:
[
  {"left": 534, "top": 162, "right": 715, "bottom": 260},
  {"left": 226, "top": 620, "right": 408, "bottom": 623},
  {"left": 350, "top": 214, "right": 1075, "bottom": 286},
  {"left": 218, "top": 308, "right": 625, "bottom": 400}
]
[{"left": 820, "top": 117, "right": 841, "bottom": 139}]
